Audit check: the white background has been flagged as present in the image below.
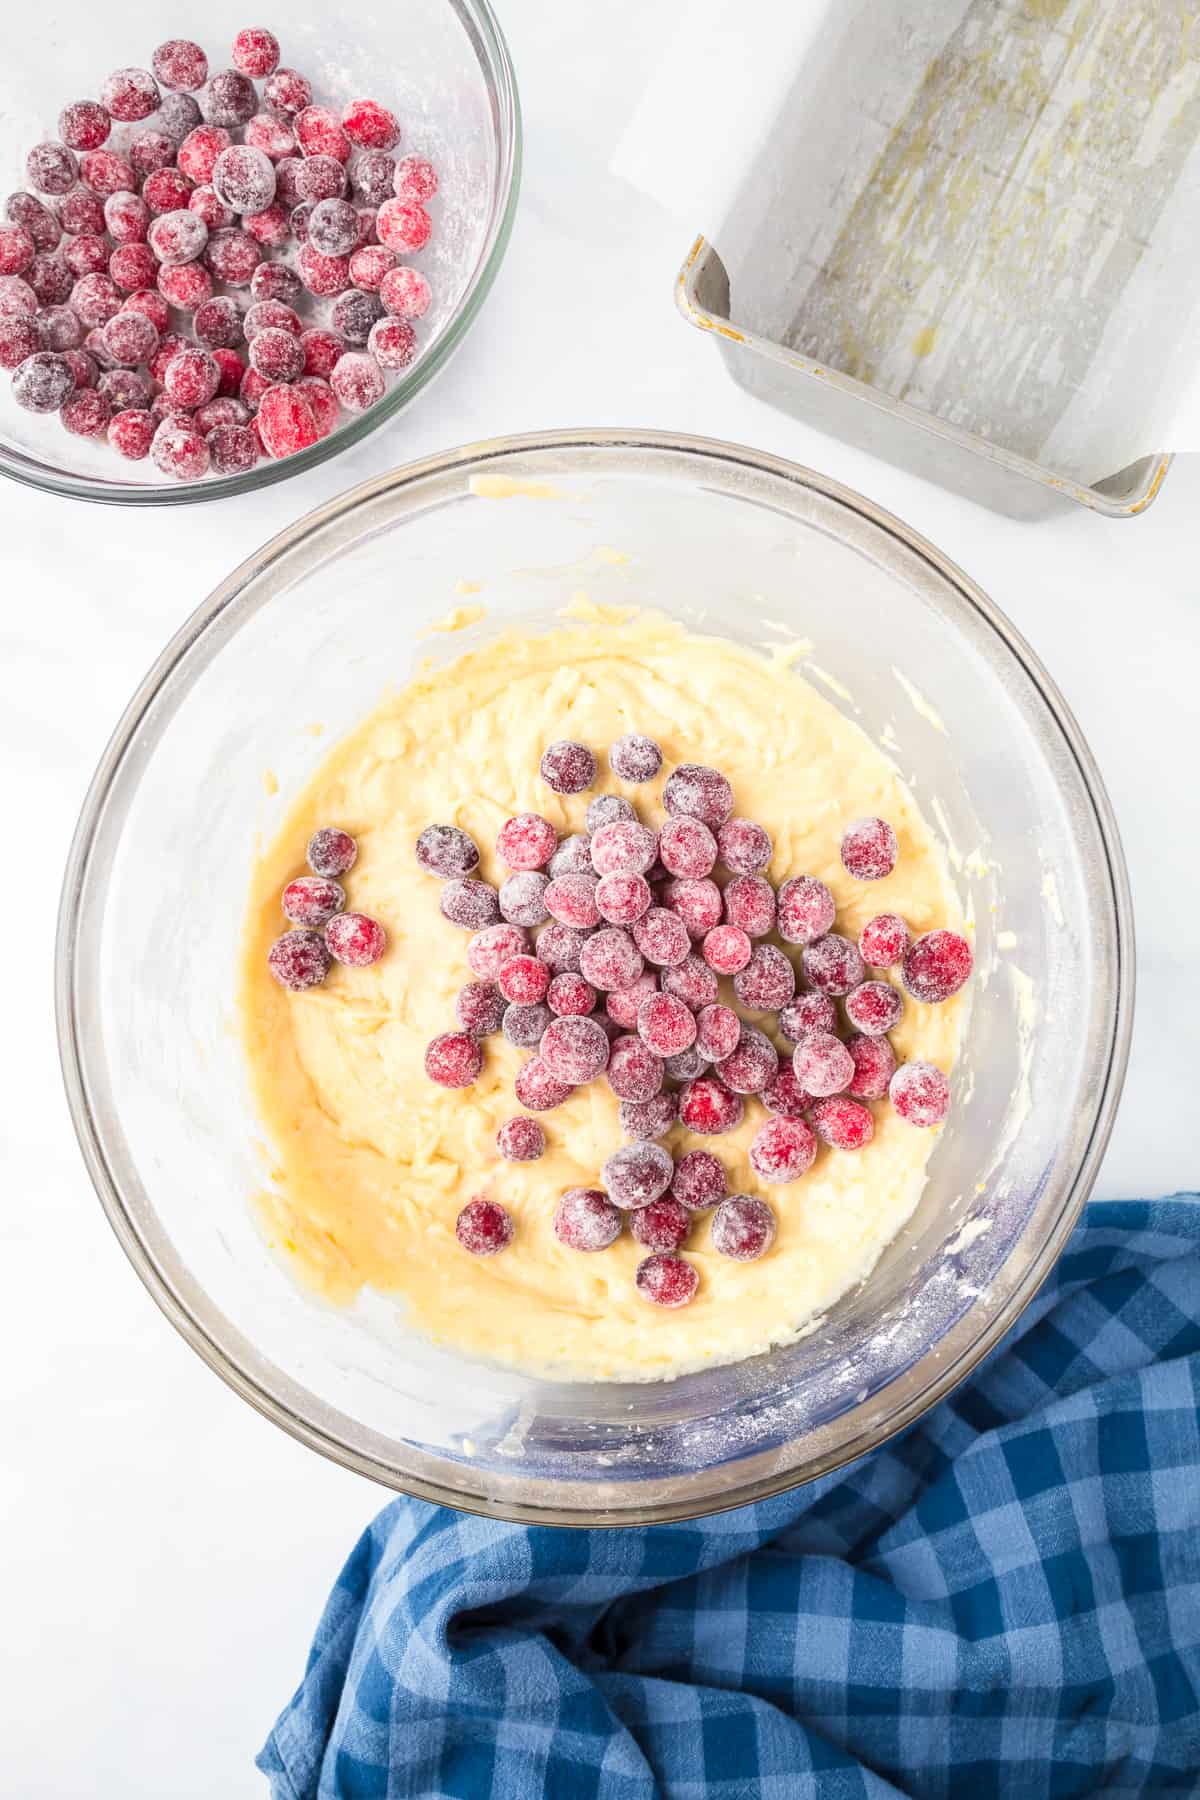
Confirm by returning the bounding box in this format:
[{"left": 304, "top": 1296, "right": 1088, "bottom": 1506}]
[{"left": 3, "top": 4, "right": 1198, "bottom": 1794}]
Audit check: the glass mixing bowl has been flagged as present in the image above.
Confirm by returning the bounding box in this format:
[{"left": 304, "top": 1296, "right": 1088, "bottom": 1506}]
[
  {"left": 0, "top": 0, "right": 519, "bottom": 503},
  {"left": 57, "top": 431, "right": 1133, "bottom": 1523}
]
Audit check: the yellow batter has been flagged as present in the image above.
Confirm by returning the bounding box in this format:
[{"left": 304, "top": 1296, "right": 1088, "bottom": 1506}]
[{"left": 240, "top": 605, "right": 964, "bottom": 1381}]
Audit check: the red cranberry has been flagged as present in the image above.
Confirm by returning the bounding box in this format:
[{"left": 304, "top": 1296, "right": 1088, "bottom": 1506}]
[
  {"left": 514, "top": 1056, "right": 574, "bottom": 1112},
  {"left": 695, "top": 1004, "right": 740, "bottom": 1063},
  {"left": 414, "top": 822, "right": 478, "bottom": 877},
  {"left": 467, "top": 924, "right": 528, "bottom": 980},
  {"left": 671, "top": 1149, "right": 727, "bottom": 1211},
  {"left": 376, "top": 197, "right": 431, "bottom": 251},
  {"left": 596, "top": 872, "right": 651, "bottom": 926},
  {"left": 716, "top": 817, "right": 772, "bottom": 874},
  {"left": 189, "top": 183, "right": 235, "bottom": 230},
  {"left": 607, "top": 733, "right": 662, "bottom": 783},
  {"left": 792, "top": 1032, "right": 853, "bottom": 1097},
  {"left": 298, "top": 327, "right": 343, "bottom": 377},
  {"left": 440, "top": 878, "right": 500, "bottom": 931},
  {"left": 244, "top": 202, "right": 290, "bottom": 245},
  {"left": 296, "top": 105, "right": 352, "bottom": 162},
  {"left": 120, "top": 289, "right": 170, "bottom": 333},
  {"left": 249, "top": 326, "right": 303, "bottom": 382},
  {"left": 606, "top": 1034, "right": 663, "bottom": 1103},
  {"left": 296, "top": 156, "right": 349, "bottom": 205},
  {"left": 663, "top": 764, "right": 733, "bottom": 828},
  {"left": 734, "top": 943, "right": 796, "bottom": 1013},
  {"left": 497, "top": 1117, "right": 545, "bottom": 1162},
  {"left": 658, "top": 816, "right": 717, "bottom": 880},
  {"left": 75, "top": 148, "right": 132, "bottom": 198},
  {"left": 536, "top": 920, "right": 591, "bottom": 974},
  {"left": 776, "top": 876, "right": 836, "bottom": 946},
  {"left": 711, "top": 1196, "right": 776, "bottom": 1261},
  {"left": 580, "top": 928, "right": 643, "bottom": 992},
  {"left": 554, "top": 1188, "right": 621, "bottom": 1251},
  {"left": 586, "top": 796, "right": 635, "bottom": 833},
  {"left": 306, "top": 197, "right": 359, "bottom": 256},
  {"left": 630, "top": 1196, "right": 691, "bottom": 1253},
  {"left": 703, "top": 924, "right": 751, "bottom": 975},
  {"left": 158, "top": 262, "right": 213, "bottom": 309},
  {"left": 761, "top": 1066, "right": 813, "bottom": 1120},
  {"left": 12, "top": 351, "right": 75, "bottom": 412},
  {"left": 503, "top": 1003, "right": 551, "bottom": 1049},
  {"left": 841, "top": 816, "right": 898, "bottom": 882},
  {"left": 109, "top": 244, "right": 158, "bottom": 291},
  {"left": 605, "top": 971, "right": 658, "bottom": 1029},
  {"left": 101, "top": 68, "right": 160, "bottom": 122},
  {"left": 238, "top": 365, "right": 271, "bottom": 410},
  {"left": 635, "top": 1253, "right": 698, "bottom": 1308},
  {"left": 40, "top": 306, "right": 83, "bottom": 351},
  {"left": 153, "top": 39, "right": 209, "bottom": 91},
  {"left": 811, "top": 1096, "right": 875, "bottom": 1150},
  {"left": 326, "top": 912, "right": 386, "bottom": 968},
  {"left": 28, "top": 254, "right": 73, "bottom": 305},
  {"left": 178, "top": 126, "right": 231, "bottom": 184},
  {"left": 778, "top": 991, "right": 838, "bottom": 1042},
  {"left": 723, "top": 874, "right": 776, "bottom": 938},
  {"left": 211, "top": 145, "right": 276, "bottom": 216},
  {"left": 61, "top": 389, "right": 111, "bottom": 439},
  {"left": 550, "top": 835, "right": 593, "bottom": 878},
  {"left": 716, "top": 1026, "right": 778, "bottom": 1095},
  {"left": 351, "top": 154, "right": 398, "bottom": 207},
  {"left": 902, "top": 930, "right": 972, "bottom": 1004},
  {"left": 257, "top": 382, "right": 317, "bottom": 457},
  {"left": 281, "top": 876, "right": 344, "bottom": 928},
  {"left": 100, "top": 311, "right": 156, "bottom": 367},
  {"left": 158, "top": 89, "right": 201, "bottom": 136},
  {"left": 540, "top": 739, "right": 596, "bottom": 795},
  {"left": 164, "top": 348, "right": 220, "bottom": 407},
  {"left": 104, "top": 191, "right": 150, "bottom": 245},
  {"left": 26, "top": 143, "right": 77, "bottom": 196},
  {"left": 860, "top": 913, "right": 909, "bottom": 968},
  {"left": 378, "top": 264, "right": 430, "bottom": 319},
  {"left": 591, "top": 820, "right": 657, "bottom": 877},
  {"left": 496, "top": 813, "right": 556, "bottom": 872},
  {"left": 602, "top": 1141, "right": 673, "bottom": 1210},
  {"left": 750, "top": 1115, "right": 817, "bottom": 1184},
  {"left": 264, "top": 68, "right": 312, "bottom": 116},
  {"left": 846, "top": 1033, "right": 897, "bottom": 1100},
  {"left": 246, "top": 113, "right": 297, "bottom": 160},
  {"left": 143, "top": 168, "right": 196, "bottom": 217},
  {"left": 204, "top": 229, "right": 260, "bottom": 287},
  {"left": 6, "top": 195, "right": 59, "bottom": 252},
  {"left": 202, "top": 71, "right": 258, "bottom": 129},
  {"left": 845, "top": 981, "right": 903, "bottom": 1037},
  {"left": 130, "top": 130, "right": 178, "bottom": 177},
  {"left": 661, "top": 952, "right": 718, "bottom": 1011},
  {"left": 0, "top": 313, "right": 42, "bottom": 370},
  {"left": 498, "top": 872, "right": 550, "bottom": 928},
  {"left": 232, "top": 27, "right": 280, "bottom": 78},
  {"left": 425, "top": 1031, "right": 484, "bottom": 1089},
  {"left": 544, "top": 874, "right": 601, "bottom": 930},
  {"left": 540, "top": 1015, "right": 610, "bottom": 1084},
  {"left": 890, "top": 1061, "right": 951, "bottom": 1126},
  {"left": 546, "top": 973, "right": 596, "bottom": 1018},
  {"left": 663, "top": 877, "right": 724, "bottom": 940},
  {"left": 308, "top": 827, "right": 357, "bottom": 877},
  {"left": 678, "top": 1076, "right": 744, "bottom": 1135},
  {"left": 455, "top": 1198, "right": 512, "bottom": 1256},
  {"left": 329, "top": 351, "right": 384, "bottom": 412},
  {"left": 214, "top": 348, "right": 248, "bottom": 395},
  {"left": 193, "top": 296, "right": 243, "bottom": 349},
  {"left": 351, "top": 243, "right": 396, "bottom": 290},
  {"left": 455, "top": 981, "right": 506, "bottom": 1038},
  {"left": 632, "top": 907, "right": 690, "bottom": 968},
  {"left": 62, "top": 237, "right": 110, "bottom": 284},
  {"left": 58, "top": 101, "right": 111, "bottom": 152},
  {"left": 107, "top": 408, "right": 154, "bottom": 459},
  {"left": 802, "top": 933, "right": 864, "bottom": 997},
  {"left": 342, "top": 98, "right": 401, "bottom": 151},
  {"left": 638, "top": 992, "right": 696, "bottom": 1056},
  {"left": 499, "top": 955, "right": 550, "bottom": 1006},
  {"left": 208, "top": 422, "right": 259, "bottom": 472},
  {"left": 393, "top": 155, "right": 439, "bottom": 201},
  {"left": 268, "top": 928, "right": 329, "bottom": 990},
  {"left": 620, "top": 1090, "right": 678, "bottom": 1140}
]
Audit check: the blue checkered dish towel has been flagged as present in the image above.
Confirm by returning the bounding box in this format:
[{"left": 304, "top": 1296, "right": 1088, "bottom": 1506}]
[{"left": 260, "top": 1199, "right": 1200, "bottom": 1798}]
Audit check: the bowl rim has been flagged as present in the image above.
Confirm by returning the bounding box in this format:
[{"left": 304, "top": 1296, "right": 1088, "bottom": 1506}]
[
  {"left": 0, "top": 0, "right": 522, "bottom": 507},
  {"left": 55, "top": 428, "right": 1135, "bottom": 1524}
]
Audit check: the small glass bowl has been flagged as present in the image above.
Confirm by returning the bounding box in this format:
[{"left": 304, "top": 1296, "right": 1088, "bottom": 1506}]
[{"left": 0, "top": 0, "right": 519, "bottom": 503}]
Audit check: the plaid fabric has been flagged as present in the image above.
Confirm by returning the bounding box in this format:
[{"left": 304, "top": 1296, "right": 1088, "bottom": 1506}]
[{"left": 259, "top": 1199, "right": 1200, "bottom": 1799}]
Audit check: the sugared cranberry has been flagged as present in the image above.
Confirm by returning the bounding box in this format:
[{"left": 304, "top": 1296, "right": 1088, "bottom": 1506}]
[
  {"left": 606, "top": 1033, "right": 664, "bottom": 1103},
  {"left": 662, "top": 763, "right": 733, "bottom": 828},
  {"left": 498, "top": 872, "right": 550, "bottom": 928},
  {"left": 635, "top": 1253, "right": 698, "bottom": 1308},
  {"left": 547, "top": 837, "right": 591, "bottom": 881},
  {"left": 554, "top": 1188, "right": 621, "bottom": 1251},
  {"left": 711, "top": 1196, "right": 776, "bottom": 1261},
  {"left": 539, "top": 739, "right": 596, "bottom": 795},
  {"left": 607, "top": 733, "right": 662, "bottom": 783},
  {"left": 231, "top": 27, "right": 280, "bottom": 78},
  {"left": 535, "top": 920, "right": 591, "bottom": 974},
  {"left": 750, "top": 1115, "right": 817, "bottom": 1184},
  {"left": 120, "top": 288, "right": 170, "bottom": 332},
  {"left": 324, "top": 913, "right": 386, "bottom": 967},
  {"left": 164, "top": 348, "right": 220, "bottom": 407},
  {"left": 249, "top": 325, "right": 304, "bottom": 382},
  {"left": 12, "top": 351, "right": 74, "bottom": 413},
  {"left": 602, "top": 1141, "right": 673, "bottom": 1210},
  {"left": 70, "top": 271, "right": 121, "bottom": 327},
  {"left": 860, "top": 913, "right": 909, "bottom": 968},
  {"left": 304, "top": 827, "right": 356, "bottom": 881},
  {"left": 678, "top": 1076, "right": 744, "bottom": 1135},
  {"left": 5, "top": 194, "right": 59, "bottom": 252},
  {"left": 393, "top": 154, "right": 438, "bottom": 201},
  {"left": 734, "top": 943, "right": 796, "bottom": 1013},
  {"left": 107, "top": 408, "right": 155, "bottom": 459},
  {"left": 40, "top": 306, "right": 83, "bottom": 351},
  {"left": 638, "top": 992, "right": 696, "bottom": 1056},
  {"left": 350, "top": 243, "right": 396, "bottom": 290},
  {"left": 723, "top": 874, "right": 776, "bottom": 938},
  {"left": 455, "top": 980, "right": 506, "bottom": 1038},
  {"left": 494, "top": 812, "right": 555, "bottom": 872},
  {"left": 902, "top": 930, "right": 972, "bottom": 1004},
  {"left": 513, "top": 1056, "right": 574, "bottom": 1112},
  {"left": 282, "top": 876, "right": 345, "bottom": 928},
  {"left": 60, "top": 389, "right": 111, "bottom": 439},
  {"left": 74, "top": 148, "right": 130, "bottom": 199},
  {"left": 546, "top": 973, "right": 596, "bottom": 1018},
  {"left": 109, "top": 244, "right": 159, "bottom": 291},
  {"left": 760, "top": 1066, "right": 813, "bottom": 1120},
  {"left": 778, "top": 991, "right": 838, "bottom": 1042},
  {"left": 267, "top": 929, "right": 329, "bottom": 990},
  {"left": 101, "top": 67, "right": 160, "bottom": 121},
  {"left": 193, "top": 295, "right": 243, "bottom": 349},
  {"left": 245, "top": 112, "right": 297, "bottom": 161},
  {"left": 342, "top": 98, "right": 400, "bottom": 150},
  {"left": 158, "top": 93, "right": 202, "bottom": 140},
  {"left": 544, "top": 873, "right": 601, "bottom": 930},
  {"left": 204, "top": 229, "right": 261, "bottom": 287},
  {"left": 25, "top": 143, "right": 77, "bottom": 196},
  {"left": 499, "top": 955, "right": 550, "bottom": 1006},
  {"left": 502, "top": 1003, "right": 551, "bottom": 1049},
  {"left": 179, "top": 125, "right": 231, "bottom": 184},
  {"left": 584, "top": 796, "right": 634, "bottom": 833},
  {"left": 202, "top": 70, "right": 258, "bottom": 129},
  {"left": 632, "top": 907, "right": 689, "bottom": 968},
  {"left": 889, "top": 1061, "right": 951, "bottom": 1126},
  {"left": 715, "top": 817, "right": 771, "bottom": 875},
  {"left": 695, "top": 1003, "right": 740, "bottom": 1063},
  {"left": 792, "top": 1032, "right": 853, "bottom": 1097},
  {"left": 257, "top": 382, "right": 317, "bottom": 457},
  {"left": 58, "top": 101, "right": 111, "bottom": 152},
  {"left": 590, "top": 819, "right": 657, "bottom": 877},
  {"left": 376, "top": 197, "right": 431, "bottom": 251},
  {"left": 579, "top": 928, "right": 643, "bottom": 992},
  {"left": 440, "top": 878, "right": 500, "bottom": 931},
  {"left": 703, "top": 924, "right": 751, "bottom": 975},
  {"left": 244, "top": 201, "right": 291, "bottom": 245},
  {"left": 28, "top": 254, "right": 73, "bottom": 305},
  {"left": 143, "top": 167, "right": 195, "bottom": 216},
  {"left": 413, "top": 822, "right": 476, "bottom": 878},
  {"left": 130, "top": 130, "right": 178, "bottom": 176},
  {"left": 497, "top": 1116, "right": 545, "bottom": 1162},
  {"left": 295, "top": 105, "right": 352, "bottom": 162},
  {"left": 153, "top": 39, "right": 209, "bottom": 91},
  {"left": 158, "top": 261, "right": 214, "bottom": 310},
  {"left": 845, "top": 980, "right": 903, "bottom": 1037},
  {"left": 378, "top": 264, "right": 431, "bottom": 320},
  {"left": 660, "top": 952, "right": 718, "bottom": 1011},
  {"left": 841, "top": 816, "right": 898, "bottom": 881},
  {"left": 246, "top": 298, "right": 303, "bottom": 340},
  {"left": 207, "top": 421, "right": 259, "bottom": 473},
  {"left": 297, "top": 326, "right": 343, "bottom": 377},
  {"left": 663, "top": 877, "right": 722, "bottom": 940},
  {"left": 467, "top": 923, "right": 528, "bottom": 980},
  {"left": 775, "top": 876, "right": 836, "bottom": 947},
  {"left": 455, "top": 1198, "right": 512, "bottom": 1256},
  {"left": 811, "top": 1096, "right": 875, "bottom": 1150},
  {"left": 671, "top": 1149, "right": 726, "bottom": 1211},
  {"left": 303, "top": 197, "right": 358, "bottom": 256},
  {"left": 630, "top": 1196, "right": 691, "bottom": 1253},
  {"left": 425, "top": 1031, "right": 484, "bottom": 1089},
  {"left": 658, "top": 816, "right": 716, "bottom": 880},
  {"left": 0, "top": 313, "right": 42, "bottom": 371},
  {"left": 595, "top": 872, "right": 651, "bottom": 926},
  {"left": 329, "top": 351, "right": 384, "bottom": 412},
  {"left": 716, "top": 1026, "right": 778, "bottom": 1095},
  {"left": 210, "top": 144, "right": 277, "bottom": 216},
  {"left": 846, "top": 1033, "right": 896, "bottom": 1100},
  {"left": 264, "top": 68, "right": 312, "bottom": 116},
  {"left": 104, "top": 190, "right": 150, "bottom": 245},
  {"left": 605, "top": 971, "right": 658, "bottom": 1029},
  {"left": 0, "top": 270, "right": 37, "bottom": 314},
  {"left": 802, "top": 933, "right": 864, "bottom": 997},
  {"left": 351, "top": 153, "right": 398, "bottom": 207},
  {"left": 540, "top": 1015, "right": 610, "bottom": 1084},
  {"left": 620, "top": 1090, "right": 678, "bottom": 1140}
]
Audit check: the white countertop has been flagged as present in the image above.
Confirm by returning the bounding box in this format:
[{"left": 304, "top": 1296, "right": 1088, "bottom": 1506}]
[{"left": 4, "top": 5, "right": 1197, "bottom": 1793}]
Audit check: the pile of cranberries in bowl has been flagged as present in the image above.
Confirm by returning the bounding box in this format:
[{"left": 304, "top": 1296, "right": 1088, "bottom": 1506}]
[
  {"left": 405, "top": 731, "right": 972, "bottom": 1308},
  {"left": 1, "top": 26, "right": 439, "bottom": 480}
]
